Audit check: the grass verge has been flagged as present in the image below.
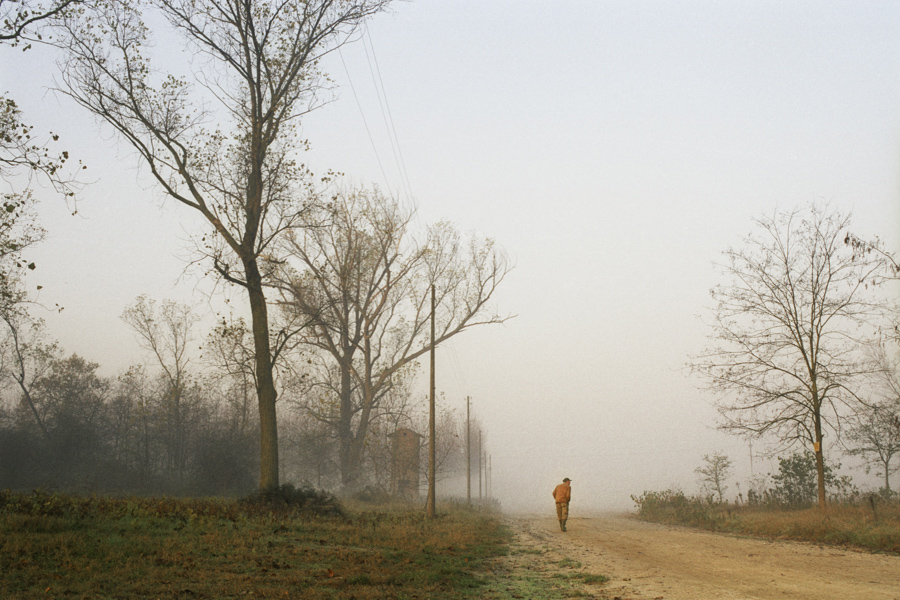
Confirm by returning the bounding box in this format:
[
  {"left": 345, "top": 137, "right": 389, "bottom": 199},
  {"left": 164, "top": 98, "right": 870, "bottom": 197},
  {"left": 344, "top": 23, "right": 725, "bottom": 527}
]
[
  {"left": 0, "top": 490, "right": 511, "bottom": 599},
  {"left": 632, "top": 490, "right": 900, "bottom": 554}
]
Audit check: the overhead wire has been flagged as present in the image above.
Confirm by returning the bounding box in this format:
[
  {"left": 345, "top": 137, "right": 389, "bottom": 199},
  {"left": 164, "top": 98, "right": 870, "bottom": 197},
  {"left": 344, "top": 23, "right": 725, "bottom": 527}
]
[
  {"left": 443, "top": 337, "right": 471, "bottom": 407},
  {"left": 361, "top": 23, "right": 415, "bottom": 203},
  {"left": 337, "top": 44, "right": 394, "bottom": 195},
  {"left": 343, "top": 26, "right": 478, "bottom": 425}
]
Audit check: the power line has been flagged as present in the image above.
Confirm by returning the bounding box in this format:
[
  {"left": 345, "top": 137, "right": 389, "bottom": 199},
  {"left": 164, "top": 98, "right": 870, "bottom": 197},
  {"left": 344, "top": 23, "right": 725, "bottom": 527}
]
[
  {"left": 362, "top": 24, "right": 414, "bottom": 202},
  {"left": 443, "top": 338, "right": 470, "bottom": 401},
  {"left": 337, "top": 46, "right": 393, "bottom": 194}
]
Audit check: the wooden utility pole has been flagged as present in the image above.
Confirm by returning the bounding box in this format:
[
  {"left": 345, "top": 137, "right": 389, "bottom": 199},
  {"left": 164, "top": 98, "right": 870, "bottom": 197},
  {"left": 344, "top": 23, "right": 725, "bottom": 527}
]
[
  {"left": 478, "top": 429, "right": 482, "bottom": 502},
  {"left": 466, "top": 396, "right": 471, "bottom": 505},
  {"left": 488, "top": 453, "right": 492, "bottom": 500},
  {"left": 426, "top": 285, "right": 436, "bottom": 519}
]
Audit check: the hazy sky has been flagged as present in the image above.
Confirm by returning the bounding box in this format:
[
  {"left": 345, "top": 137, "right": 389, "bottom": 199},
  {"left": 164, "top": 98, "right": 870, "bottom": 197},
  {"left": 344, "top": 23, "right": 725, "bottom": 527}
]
[{"left": 3, "top": 1, "right": 900, "bottom": 511}]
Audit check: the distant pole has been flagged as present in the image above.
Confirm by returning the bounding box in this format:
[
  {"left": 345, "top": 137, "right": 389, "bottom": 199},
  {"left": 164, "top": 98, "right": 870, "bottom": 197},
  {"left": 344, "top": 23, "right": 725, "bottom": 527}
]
[
  {"left": 426, "top": 285, "right": 436, "bottom": 519},
  {"left": 488, "top": 454, "right": 492, "bottom": 500},
  {"left": 466, "top": 396, "right": 471, "bottom": 505},
  {"left": 484, "top": 450, "right": 488, "bottom": 500},
  {"left": 478, "top": 429, "right": 482, "bottom": 502}
]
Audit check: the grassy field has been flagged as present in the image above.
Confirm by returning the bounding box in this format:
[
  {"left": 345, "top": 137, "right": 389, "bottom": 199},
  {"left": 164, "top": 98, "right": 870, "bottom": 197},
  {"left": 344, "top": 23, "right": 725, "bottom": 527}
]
[
  {"left": 1, "top": 490, "right": 502, "bottom": 599},
  {"left": 632, "top": 490, "right": 900, "bottom": 554},
  {"left": 0, "top": 490, "right": 605, "bottom": 600}
]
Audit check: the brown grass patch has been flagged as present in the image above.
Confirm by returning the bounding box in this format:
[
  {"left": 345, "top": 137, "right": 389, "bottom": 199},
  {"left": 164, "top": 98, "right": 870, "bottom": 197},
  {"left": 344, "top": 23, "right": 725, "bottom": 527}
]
[{"left": 633, "top": 490, "right": 900, "bottom": 554}]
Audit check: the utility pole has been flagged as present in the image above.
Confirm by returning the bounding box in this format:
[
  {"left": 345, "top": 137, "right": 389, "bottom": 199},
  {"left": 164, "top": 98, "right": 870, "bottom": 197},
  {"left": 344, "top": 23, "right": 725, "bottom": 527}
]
[
  {"left": 478, "top": 429, "right": 482, "bottom": 502},
  {"left": 484, "top": 451, "right": 489, "bottom": 500},
  {"left": 488, "top": 453, "right": 492, "bottom": 500},
  {"left": 426, "top": 285, "right": 436, "bottom": 519},
  {"left": 466, "top": 396, "right": 471, "bottom": 505}
]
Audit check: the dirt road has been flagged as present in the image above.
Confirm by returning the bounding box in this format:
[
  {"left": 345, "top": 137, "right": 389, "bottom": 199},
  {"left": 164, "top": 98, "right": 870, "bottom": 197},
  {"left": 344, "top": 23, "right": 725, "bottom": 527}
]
[{"left": 504, "top": 514, "right": 900, "bottom": 600}]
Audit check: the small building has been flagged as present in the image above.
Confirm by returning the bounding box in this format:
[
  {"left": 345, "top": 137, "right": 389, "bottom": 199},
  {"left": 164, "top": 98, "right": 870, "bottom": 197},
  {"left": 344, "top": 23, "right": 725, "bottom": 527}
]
[{"left": 388, "top": 428, "right": 422, "bottom": 501}]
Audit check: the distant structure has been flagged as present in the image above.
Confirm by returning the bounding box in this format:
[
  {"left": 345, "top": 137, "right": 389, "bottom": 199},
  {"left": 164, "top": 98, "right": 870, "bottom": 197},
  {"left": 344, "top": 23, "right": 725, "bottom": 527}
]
[{"left": 389, "top": 428, "right": 422, "bottom": 501}]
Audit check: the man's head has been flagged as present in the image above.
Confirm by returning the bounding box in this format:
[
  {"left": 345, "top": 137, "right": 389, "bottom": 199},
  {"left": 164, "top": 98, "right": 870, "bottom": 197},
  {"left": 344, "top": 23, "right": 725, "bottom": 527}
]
[{"left": 563, "top": 477, "right": 571, "bottom": 483}]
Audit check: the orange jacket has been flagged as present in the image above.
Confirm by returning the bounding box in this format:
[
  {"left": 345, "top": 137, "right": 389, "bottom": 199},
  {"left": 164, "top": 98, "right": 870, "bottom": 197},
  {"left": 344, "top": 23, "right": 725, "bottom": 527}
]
[{"left": 552, "top": 482, "right": 571, "bottom": 503}]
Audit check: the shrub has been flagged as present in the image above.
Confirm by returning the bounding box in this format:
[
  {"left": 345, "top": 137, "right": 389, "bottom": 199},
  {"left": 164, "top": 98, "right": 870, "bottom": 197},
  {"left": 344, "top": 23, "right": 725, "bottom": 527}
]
[
  {"left": 769, "top": 452, "right": 857, "bottom": 508},
  {"left": 242, "top": 483, "right": 344, "bottom": 516},
  {"left": 631, "top": 489, "right": 727, "bottom": 528}
]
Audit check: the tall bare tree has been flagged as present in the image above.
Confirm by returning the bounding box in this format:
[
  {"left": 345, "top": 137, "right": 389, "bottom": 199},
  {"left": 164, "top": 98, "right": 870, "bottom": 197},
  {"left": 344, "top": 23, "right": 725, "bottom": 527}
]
[
  {"left": 56, "top": 0, "right": 389, "bottom": 490},
  {"left": 275, "top": 187, "right": 511, "bottom": 488},
  {"left": 692, "top": 204, "right": 892, "bottom": 509}
]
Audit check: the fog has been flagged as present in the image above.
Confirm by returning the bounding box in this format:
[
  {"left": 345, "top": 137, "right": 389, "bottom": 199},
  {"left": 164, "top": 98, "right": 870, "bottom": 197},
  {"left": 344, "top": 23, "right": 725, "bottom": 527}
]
[{"left": 2, "top": 2, "right": 899, "bottom": 511}]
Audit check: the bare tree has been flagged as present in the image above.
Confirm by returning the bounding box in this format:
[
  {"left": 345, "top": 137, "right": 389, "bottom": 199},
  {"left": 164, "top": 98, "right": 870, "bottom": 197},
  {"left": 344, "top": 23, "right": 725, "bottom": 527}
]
[
  {"left": 122, "top": 295, "right": 199, "bottom": 484},
  {"left": 692, "top": 204, "right": 892, "bottom": 509},
  {"left": 695, "top": 452, "right": 732, "bottom": 503},
  {"left": 275, "top": 187, "right": 511, "bottom": 488},
  {"left": 56, "top": 0, "right": 390, "bottom": 490},
  {"left": 846, "top": 338, "right": 900, "bottom": 495},
  {"left": 109, "top": 364, "right": 158, "bottom": 486},
  {"left": 847, "top": 403, "right": 900, "bottom": 495}
]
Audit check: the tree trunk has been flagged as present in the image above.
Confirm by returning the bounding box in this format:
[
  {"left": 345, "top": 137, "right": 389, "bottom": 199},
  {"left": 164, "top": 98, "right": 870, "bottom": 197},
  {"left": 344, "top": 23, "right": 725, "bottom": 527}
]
[
  {"left": 814, "top": 428, "right": 826, "bottom": 509},
  {"left": 338, "top": 354, "right": 355, "bottom": 488},
  {"left": 812, "top": 380, "right": 827, "bottom": 509},
  {"left": 343, "top": 436, "right": 364, "bottom": 489},
  {"left": 245, "top": 258, "right": 279, "bottom": 491}
]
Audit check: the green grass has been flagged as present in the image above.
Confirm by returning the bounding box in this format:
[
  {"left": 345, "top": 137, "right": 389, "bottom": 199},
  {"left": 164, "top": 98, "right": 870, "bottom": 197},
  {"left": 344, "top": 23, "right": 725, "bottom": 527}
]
[
  {"left": 0, "top": 491, "right": 511, "bottom": 599},
  {"left": 633, "top": 490, "right": 900, "bottom": 554},
  {"left": 556, "top": 557, "right": 582, "bottom": 569}
]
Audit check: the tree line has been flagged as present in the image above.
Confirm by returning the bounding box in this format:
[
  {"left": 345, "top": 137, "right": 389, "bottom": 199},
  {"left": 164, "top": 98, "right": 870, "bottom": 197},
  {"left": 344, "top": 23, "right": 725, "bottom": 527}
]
[{"left": 0, "top": 281, "right": 496, "bottom": 497}]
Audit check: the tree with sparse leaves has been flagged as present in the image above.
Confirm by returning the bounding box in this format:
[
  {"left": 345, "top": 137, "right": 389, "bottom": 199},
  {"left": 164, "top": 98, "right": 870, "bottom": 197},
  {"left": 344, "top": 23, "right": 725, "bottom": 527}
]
[
  {"left": 275, "top": 187, "right": 511, "bottom": 488},
  {"left": 1, "top": 79, "right": 79, "bottom": 305},
  {"left": 692, "top": 204, "right": 892, "bottom": 509},
  {"left": 1, "top": 0, "right": 84, "bottom": 239},
  {"left": 695, "top": 452, "right": 732, "bottom": 503},
  {"left": 122, "top": 295, "right": 201, "bottom": 485},
  {"left": 847, "top": 402, "right": 900, "bottom": 496},
  {"left": 55, "top": 0, "right": 391, "bottom": 491},
  {"left": 1, "top": 0, "right": 82, "bottom": 45}
]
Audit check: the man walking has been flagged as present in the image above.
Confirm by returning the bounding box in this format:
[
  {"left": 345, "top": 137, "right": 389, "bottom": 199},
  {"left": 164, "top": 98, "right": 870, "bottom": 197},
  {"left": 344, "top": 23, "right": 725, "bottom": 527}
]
[{"left": 552, "top": 477, "right": 572, "bottom": 532}]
